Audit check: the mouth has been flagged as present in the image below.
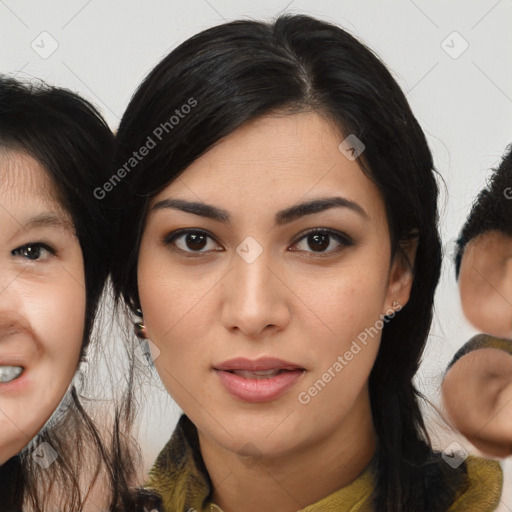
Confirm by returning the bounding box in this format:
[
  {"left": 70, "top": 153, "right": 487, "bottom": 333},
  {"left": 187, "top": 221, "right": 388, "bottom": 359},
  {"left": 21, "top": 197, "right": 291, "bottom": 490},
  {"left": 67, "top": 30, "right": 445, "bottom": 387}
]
[
  {"left": 213, "top": 358, "right": 305, "bottom": 402},
  {"left": 0, "top": 365, "right": 24, "bottom": 384},
  {"left": 214, "top": 357, "right": 305, "bottom": 373},
  {"left": 223, "top": 368, "right": 300, "bottom": 379}
]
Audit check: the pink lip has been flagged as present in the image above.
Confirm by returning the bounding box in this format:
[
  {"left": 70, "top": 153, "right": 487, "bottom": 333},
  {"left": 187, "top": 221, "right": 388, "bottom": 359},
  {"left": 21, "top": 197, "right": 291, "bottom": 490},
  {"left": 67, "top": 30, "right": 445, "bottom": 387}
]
[
  {"left": 0, "top": 340, "right": 36, "bottom": 369},
  {"left": 214, "top": 358, "right": 305, "bottom": 403},
  {"left": 0, "top": 355, "right": 28, "bottom": 367},
  {"left": 0, "top": 368, "right": 30, "bottom": 394},
  {"left": 0, "top": 350, "right": 33, "bottom": 393},
  {"left": 214, "top": 357, "right": 303, "bottom": 372}
]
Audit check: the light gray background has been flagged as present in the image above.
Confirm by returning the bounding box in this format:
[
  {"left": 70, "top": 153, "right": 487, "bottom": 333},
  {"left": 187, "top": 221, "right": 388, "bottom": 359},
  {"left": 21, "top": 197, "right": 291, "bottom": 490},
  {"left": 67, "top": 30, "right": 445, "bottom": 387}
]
[{"left": 1, "top": 0, "right": 511, "bottom": 508}]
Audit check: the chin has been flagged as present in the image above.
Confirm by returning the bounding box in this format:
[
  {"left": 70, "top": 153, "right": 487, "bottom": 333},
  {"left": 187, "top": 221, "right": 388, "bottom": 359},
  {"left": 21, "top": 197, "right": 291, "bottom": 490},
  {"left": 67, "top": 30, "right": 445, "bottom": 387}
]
[
  {"left": 199, "top": 413, "right": 302, "bottom": 455},
  {"left": 470, "top": 436, "right": 512, "bottom": 459}
]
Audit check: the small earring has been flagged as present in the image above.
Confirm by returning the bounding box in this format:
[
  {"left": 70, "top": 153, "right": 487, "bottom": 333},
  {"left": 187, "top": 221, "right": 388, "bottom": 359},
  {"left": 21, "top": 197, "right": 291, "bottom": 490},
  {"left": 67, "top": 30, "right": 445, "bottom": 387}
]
[
  {"left": 392, "top": 300, "right": 399, "bottom": 308},
  {"left": 134, "top": 321, "right": 147, "bottom": 339}
]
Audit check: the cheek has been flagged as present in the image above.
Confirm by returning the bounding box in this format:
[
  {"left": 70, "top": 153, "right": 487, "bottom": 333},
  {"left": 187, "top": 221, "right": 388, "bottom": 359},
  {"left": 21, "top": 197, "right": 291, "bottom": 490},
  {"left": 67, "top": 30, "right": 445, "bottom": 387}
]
[
  {"left": 292, "top": 267, "right": 388, "bottom": 404},
  {"left": 473, "top": 294, "right": 512, "bottom": 339},
  {"left": 0, "top": 267, "right": 86, "bottom": 461},
  {"left": 36, "top": 252, "right": 86, "bottom": 351},
  {"left": 138, "top": 245, "right": 222, "bottom": 340},
  {"left": 138, "top": 256, "right": 209, "bottom": 399},
  {"left": 28, "top": 272, "right": 86, "bottom": 389},
  {"left": 460, "top": 274, "right": 511, "bottom": 337},
  {"left": 25, "top": 249, "right": 86, "bottom": 390},
  {"left": 39, "top": 285, "right": 85, "bottom": 354},
  {"left": 295, "top": 264, "right": 390, "bottom": 339}
]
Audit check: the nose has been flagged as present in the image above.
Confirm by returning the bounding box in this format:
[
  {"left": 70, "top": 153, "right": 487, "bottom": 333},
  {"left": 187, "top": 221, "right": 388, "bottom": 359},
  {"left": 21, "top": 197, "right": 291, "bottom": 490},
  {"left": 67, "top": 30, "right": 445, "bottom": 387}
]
[{"left": 220, "top": 251, "right": 291, "bottom": 339}]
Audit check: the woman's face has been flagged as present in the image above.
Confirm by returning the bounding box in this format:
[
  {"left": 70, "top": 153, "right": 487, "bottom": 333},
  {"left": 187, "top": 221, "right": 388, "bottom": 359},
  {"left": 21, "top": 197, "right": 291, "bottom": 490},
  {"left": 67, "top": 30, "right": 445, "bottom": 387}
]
[
  {"left": 138, "top": 112, "right": 413, "bottom": 459},
  {"left": 0, "top": 151, "right": 86, "bottom": 463}
]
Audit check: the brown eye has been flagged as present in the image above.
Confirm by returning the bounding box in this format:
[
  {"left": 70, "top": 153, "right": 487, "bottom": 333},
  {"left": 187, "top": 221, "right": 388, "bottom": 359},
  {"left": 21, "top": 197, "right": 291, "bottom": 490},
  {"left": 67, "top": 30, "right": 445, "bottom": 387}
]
[
  {"left": 165, "top": 230, "right": 221, "bottom": 254},
  {"left": 307, "top": 232, "right": 330, "bottom": 252},
  {"left": 184, "top": 232, "right": 208, "bottom": 251},
  {"left": 290, "top": 229, "right": 353, "bottom": 256}
]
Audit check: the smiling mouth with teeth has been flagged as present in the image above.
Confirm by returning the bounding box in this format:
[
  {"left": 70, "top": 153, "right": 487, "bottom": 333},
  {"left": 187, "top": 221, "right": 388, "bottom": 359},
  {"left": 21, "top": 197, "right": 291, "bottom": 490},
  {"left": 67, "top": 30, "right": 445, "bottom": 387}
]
[{"left": 0, "top": 366, "right": 24, "bottom": 384}]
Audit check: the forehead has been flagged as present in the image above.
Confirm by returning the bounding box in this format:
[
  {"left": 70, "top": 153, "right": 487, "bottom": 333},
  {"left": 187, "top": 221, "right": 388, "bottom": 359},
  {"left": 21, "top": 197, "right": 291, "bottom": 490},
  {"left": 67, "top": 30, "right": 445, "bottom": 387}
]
[
  {"left": 151, "top": 112, "right": 385, "bottom": 221},
  {"left": 0, "top": 149, "right": 60, "bottom": 206}
]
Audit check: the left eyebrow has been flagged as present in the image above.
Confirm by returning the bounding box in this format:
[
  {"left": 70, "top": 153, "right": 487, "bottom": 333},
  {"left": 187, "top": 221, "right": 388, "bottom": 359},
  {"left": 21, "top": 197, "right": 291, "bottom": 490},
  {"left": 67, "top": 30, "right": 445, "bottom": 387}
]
[
  {"left": 152, "top": 196, "right": 368, "bottom": 226},
  {"left": 274, "top": 197, "right": 368, "bottom": 225}
]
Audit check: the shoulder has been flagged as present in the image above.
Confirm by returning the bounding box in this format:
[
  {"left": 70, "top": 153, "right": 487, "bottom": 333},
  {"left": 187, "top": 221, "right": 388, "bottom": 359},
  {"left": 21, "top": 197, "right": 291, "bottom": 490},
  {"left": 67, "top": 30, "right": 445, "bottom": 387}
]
[{"left": 448, "top": 456, "right": 503, "bottom": 511}]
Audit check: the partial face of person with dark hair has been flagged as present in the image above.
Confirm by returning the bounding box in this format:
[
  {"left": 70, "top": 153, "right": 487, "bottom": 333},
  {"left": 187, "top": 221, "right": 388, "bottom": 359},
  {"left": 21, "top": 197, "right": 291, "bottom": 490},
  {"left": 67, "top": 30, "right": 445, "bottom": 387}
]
[
  {"left": 454, "top": 147, "right": 512, "bottom": 339},
  {"left": 137, "top": 111, "right": 414, "bottom": 508},
  {"left": 442, "top": 334, "right": 512, "bottom": 458},
  {"left": 442, "top": 147, "right": 512, "bottom": 459},
  {"left": 0, "top": 76, "right": 156, "bottom": 512},
  {"left": 0, "top": 150, "right": 85, "bottom": 463},
  {"left": 458, "top": 230, "right": 512, "bottom": 339}
]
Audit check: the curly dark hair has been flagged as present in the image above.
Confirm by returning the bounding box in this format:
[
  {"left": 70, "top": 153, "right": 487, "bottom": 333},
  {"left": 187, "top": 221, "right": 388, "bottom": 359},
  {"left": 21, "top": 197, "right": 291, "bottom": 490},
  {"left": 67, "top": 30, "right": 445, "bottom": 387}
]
[{"left": 454, "top": 144, "right": 512, "bottom": 277}]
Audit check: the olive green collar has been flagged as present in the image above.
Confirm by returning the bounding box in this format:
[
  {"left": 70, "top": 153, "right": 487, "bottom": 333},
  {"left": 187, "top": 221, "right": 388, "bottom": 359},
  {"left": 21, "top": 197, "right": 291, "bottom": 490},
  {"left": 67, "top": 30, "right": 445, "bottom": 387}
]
[
  {"left": 147, "top": 414, "right": 375, "bottom": 512},
  {"left": 146, "top": 414, "right": 503, "bottom": 512}
]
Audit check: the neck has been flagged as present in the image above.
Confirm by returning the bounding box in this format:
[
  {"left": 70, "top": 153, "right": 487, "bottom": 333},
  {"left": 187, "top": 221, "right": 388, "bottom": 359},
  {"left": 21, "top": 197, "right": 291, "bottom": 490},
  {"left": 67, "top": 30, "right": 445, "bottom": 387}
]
[{"left": 198, "top": 387, "right": 377, "bottom": 512}]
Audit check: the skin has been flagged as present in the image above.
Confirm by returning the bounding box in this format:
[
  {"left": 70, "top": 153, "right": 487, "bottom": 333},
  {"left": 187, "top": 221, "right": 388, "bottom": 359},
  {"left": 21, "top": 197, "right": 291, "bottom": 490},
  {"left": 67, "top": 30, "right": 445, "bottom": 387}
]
[
  {"left": 443, "top": 231, "right": 512, "bottom": 457},
  {"left": 443, "top": 347, "right": 512, "bottom": 458},
  {"left": 459, "top": 230, "right": 512, "bottom": 339},
  {"left": 0, "top": 151, "right": 86, "bottom": 464},
  {"left": 137, "top": 112, "right": 415, "bottom": 512}
]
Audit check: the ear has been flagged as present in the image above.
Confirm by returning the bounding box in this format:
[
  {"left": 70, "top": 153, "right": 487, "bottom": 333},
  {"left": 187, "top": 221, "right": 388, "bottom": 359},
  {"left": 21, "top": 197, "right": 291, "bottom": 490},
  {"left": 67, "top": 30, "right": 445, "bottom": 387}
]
[
  {"left": 383, "top": 233, "right": 418, "bottom": 314},
  {"left": 442, "top": 347, "right": 512, "bottom": 458}
]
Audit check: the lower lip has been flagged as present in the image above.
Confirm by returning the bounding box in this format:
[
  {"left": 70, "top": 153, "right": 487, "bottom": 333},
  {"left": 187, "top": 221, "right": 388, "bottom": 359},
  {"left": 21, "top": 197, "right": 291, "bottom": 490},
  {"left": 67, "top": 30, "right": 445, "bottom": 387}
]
[
  {"left": 215, "top": 369, "right": 304, "bottom": 403},
  {"left": 0, "top": 369, "right": 29, "bottom": 394}
]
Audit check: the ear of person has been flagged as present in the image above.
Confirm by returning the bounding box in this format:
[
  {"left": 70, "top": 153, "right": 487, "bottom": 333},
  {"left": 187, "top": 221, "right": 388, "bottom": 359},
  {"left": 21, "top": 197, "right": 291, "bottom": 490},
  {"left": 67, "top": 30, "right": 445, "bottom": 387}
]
[
  {"left": 383, "top": 233, "right": 419, "bottom": 314},
  {"left": 442, "top": 339, "right": 512, "bottom": 458}
]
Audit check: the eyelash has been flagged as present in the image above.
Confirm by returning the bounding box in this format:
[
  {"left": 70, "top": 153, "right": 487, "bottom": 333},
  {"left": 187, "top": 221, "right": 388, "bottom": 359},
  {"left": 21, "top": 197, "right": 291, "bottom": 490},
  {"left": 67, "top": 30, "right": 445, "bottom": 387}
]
[
  {"left": 163, "top": 228, "right": 354, "bottom": 258},
  {"left": 11, "top": 242, "right": 56, "bottom": 262}
]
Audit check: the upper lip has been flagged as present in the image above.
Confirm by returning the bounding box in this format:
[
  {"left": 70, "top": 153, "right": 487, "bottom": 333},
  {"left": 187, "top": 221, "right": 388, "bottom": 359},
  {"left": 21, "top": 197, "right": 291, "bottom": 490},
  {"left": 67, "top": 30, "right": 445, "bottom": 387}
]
[
  {"left": 0, "top": 354, "right": 28, "bottom": 368},
  {"left": 214, "top": 357, "right": 305, "bottom": 372},
  {"left": 0, "top": 360, "right": 27, "bottom": 372},
  {"left": 0, "top": 344, "right": 35, "bottom": 369}
]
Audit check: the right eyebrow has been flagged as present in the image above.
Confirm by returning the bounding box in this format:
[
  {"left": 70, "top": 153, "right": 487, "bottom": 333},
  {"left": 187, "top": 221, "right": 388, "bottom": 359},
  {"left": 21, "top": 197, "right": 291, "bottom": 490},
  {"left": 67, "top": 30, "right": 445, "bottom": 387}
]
[
  {"left": 152, "top": 199, "right": 230, "bottom": 223},
  {"left": 23, "top": 212, "right": 74, "bottom": 232}
]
